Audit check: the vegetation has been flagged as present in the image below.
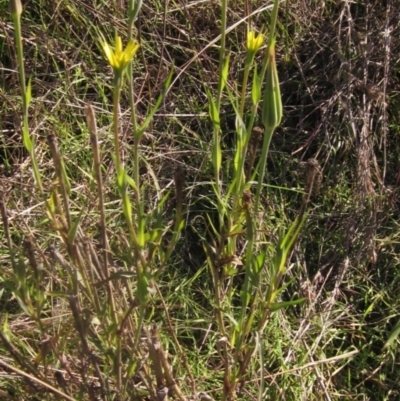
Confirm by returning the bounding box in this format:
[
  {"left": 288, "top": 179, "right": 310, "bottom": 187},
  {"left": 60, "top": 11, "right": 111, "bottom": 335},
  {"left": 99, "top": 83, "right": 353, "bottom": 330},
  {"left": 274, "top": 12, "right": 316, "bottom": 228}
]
[{"left": 0, "top": 0, "right": 399, "bottom": 400}]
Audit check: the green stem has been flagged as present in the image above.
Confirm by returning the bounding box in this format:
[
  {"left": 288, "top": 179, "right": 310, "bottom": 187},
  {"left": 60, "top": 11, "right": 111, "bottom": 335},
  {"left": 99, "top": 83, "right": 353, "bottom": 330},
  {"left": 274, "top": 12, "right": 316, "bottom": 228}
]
[
  {"left": 235, "top": 61, "right": 252, "bottom": 195},
  {"left": 251, "top": 0, "right": 280, "bottom": 214},
  {"left": 234, "top": 207, "right": 254, "bottom": 356},
  {"left": 239, "top": 0, "right": 280, "bottom": 193},
  {"left": 11, "top": 5, "right": 43, "bottom": 193},
  {"left": 112, "top": 76, "right": 123, "bottom": 175},
  {"left": 212, "top": 0, "right": 228, "bottom": 226},
  {"left": 12, "top": 13, "right": 26, "bottom": 111},
  {"left": 268, "top": 0, "right": 280, "bottom": 47},
  {"left": 217, "top": 0, "right": 228, "bottom": 110},
  {"left": 127, "top": 4, "right": 143, "bottom": 258},
  {"left": 113, "top": 74, "right": 139, "bottom": 253},
  {"left": 127, "top": 24, "right": 141, "bottom": 212},
  {"left": 258, "top": 0, "right": 280, "bottom": 92},
  {"left": 239, "top": 61, "right": 251, "bottom": 119},
  {"left": 253, "top": 127, "right": 274, "bottom": 222}
]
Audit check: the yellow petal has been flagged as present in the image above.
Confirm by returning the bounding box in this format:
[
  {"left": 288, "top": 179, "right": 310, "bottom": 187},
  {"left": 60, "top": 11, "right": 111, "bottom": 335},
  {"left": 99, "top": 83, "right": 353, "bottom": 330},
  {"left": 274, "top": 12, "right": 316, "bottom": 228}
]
[
  {"left": 247, "top": 31, "right": 255, "bottom": 49},
  {"left": 247, "top": 30, "right": 264, "bottom": 52},
  {"left": 254, "top": 33, "right": 264, "bottom": 49},
  {"left": 102, "top": 41, "right": 116, "bottom": 67},
  {"left": 115, "top": 36, "right": 123, "bottom": 56},
  {"left": 102, "top": 36, "right": 139, "bottom": 73},
  {"left": 124, "top": 40, "right": 140, "bottom": 62}
]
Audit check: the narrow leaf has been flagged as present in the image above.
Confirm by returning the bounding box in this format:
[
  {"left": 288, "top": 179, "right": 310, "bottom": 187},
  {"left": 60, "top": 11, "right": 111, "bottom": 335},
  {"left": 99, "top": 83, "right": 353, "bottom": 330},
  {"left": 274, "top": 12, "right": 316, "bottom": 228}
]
[
  {"left": 384, "top": 319, "right": 400, "bottom": 349},
  {"left": 128, "top": 0, "right": 143, "bottom": 25},
  {"left": 220, "top": 54, "right": 230, "bottom": 93},
  {"left": 212, "top": 138, "right": 222, "bottom": 174},
  {"left": 268, "top": 298, "right": 306, "bottom": 311},
  {"left": 251, "top": 65, "right": 261, "bottom": 105},
  {"left": 207, "top": 91, "right": 220, "bottom": 127},
  {"left": 68, "top": 211, "right": 84, "bottom": 245},
  {"left": 26, "top": 76, "right": 32, "bottom": 106},
  {"left": 60, "top": 158, "right": 71, "bottom": 195},
  {"left": 22, "top": 121, "right": 32, "bottom": 152}
]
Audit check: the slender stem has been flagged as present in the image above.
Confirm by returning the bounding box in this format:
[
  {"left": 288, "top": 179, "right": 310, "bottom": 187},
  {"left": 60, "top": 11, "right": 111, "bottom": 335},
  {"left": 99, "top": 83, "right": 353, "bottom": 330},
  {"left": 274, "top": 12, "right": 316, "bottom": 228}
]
[
  {"left": 213, "top": 0, "right": 228, "bottom": 225},
  {"left": 12, "top": 13, "right": 26, "bottom": 111},
  {"left": 127, "top": 6, "right": 143, "bottom": 260},
  {"left": 125, "top": 2, "right": 146, "bottom": 368},
  {"left": 11, "top": 5, "right": 43, "bottom": 193},
  {"left": 252, "top": 0, "right": 280, "bottom": 212},
  {"left": 239, "top": 62, "right": 251, "bottom": 119},
  {"left": 133, "top": 138, "right": 142, "bottom": 236},
  {"left": 244, "top": 108, "right": 259, "bottom": 182},
  {"left": 217, "top": 0, "right": 228, "bottom": 110},
  {"left": 112, "top": 81, "right": 124, "bottom": 394},
  {"left": 110, "top": 78, "right": 123, "bottom": 392},
  {"left": 127, "top": 39, "right": 140, "bottom": 210},
  {"left": 113, "top": 76, "right": 123, "bottom": 175},
  {"left": 253, "top": 127, "right": 274, "bottom": 225},
  {"left": 258, "top": 0, "right": 280, "bottom": 93},
  {"left": 235, "top": 63, "right": 251, "bottom": 195},
  {"left": 234, "top": 206, "right": 254, "bottom": 357},
  {"left": 213, "top": 131, "right": 221, "bottom": 202},
  {"left": 268, "top": 0, "right": 280, "bottom": 47}
]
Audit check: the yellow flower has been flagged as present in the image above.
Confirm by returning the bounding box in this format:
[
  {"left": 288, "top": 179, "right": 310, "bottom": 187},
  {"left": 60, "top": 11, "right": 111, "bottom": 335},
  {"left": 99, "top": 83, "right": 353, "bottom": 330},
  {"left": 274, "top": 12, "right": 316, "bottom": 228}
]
[
  {"left": 247, "top": 30, "right": 264, "bottom": 53},
  {"left": 102, "top": 36, "right": 140, "bottom": 74}
]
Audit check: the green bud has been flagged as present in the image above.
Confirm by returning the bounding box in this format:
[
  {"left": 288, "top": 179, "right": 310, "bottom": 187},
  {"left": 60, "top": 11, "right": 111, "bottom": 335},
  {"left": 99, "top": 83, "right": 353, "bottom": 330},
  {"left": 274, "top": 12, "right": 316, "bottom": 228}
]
[
  {"left": 9, "top": 0, "right": 22, "bottom": 16},
  {"left": 262, "top": 41, "right": 282, "bottom": 130}
]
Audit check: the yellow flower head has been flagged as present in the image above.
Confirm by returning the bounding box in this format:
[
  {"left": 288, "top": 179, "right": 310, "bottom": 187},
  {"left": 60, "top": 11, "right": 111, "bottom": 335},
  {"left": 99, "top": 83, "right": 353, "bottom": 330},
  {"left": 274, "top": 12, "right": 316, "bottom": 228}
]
[
  {"left": 102, "top": 36, "right": 140, "bottom": 74},
  {"left": 247, "top": 30, "right": 264, "bottom": 53}
]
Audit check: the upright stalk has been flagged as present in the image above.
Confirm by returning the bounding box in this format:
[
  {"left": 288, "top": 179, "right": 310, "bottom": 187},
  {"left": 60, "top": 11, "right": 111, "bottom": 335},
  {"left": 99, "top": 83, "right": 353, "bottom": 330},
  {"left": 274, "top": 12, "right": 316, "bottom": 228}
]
[
  {"left": 211, "top": 0, "right": 228, "bottom": 203},
  {"left": 253, "top": 127, "right": 273, "bottom": 216},
  {"left": 125, "top": 0, "right": 147, "bottom": 378},
  {"left": 253, "top": 0, "right": 281, "bottom": 214},
  {"left": 217, "top": 0, "right": 228, "bottom": 110},
  {"left": 112, "top": 78, "right": 123, "bottom": 175},
  {"left": 9, "top": 0, "right": 43, "bottom": 193}
]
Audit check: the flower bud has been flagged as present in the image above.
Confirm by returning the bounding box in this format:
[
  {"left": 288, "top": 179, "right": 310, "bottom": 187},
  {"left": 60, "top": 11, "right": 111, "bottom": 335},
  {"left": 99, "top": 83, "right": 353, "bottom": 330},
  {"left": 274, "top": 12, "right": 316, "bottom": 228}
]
[
  {"left": 9, "top": 0, "right": 22, "bottom": 16},
  {"left": 262, "top": 40, "right": 282, "bottom": 130}
]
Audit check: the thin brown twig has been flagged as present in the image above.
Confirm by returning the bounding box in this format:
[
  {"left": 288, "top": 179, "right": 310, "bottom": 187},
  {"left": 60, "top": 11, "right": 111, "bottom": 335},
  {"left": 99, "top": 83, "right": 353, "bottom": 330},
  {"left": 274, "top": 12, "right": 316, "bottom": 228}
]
[{"left": 0, "top": 358, "right": 77, "bottom": 401}]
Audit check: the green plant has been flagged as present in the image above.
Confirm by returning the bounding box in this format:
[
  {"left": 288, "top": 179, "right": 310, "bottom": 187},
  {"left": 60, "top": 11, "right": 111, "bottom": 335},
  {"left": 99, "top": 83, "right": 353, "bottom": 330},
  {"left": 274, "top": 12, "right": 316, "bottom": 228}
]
[{"left": 199, "top": 0, "right": 309, "bottom": 399}]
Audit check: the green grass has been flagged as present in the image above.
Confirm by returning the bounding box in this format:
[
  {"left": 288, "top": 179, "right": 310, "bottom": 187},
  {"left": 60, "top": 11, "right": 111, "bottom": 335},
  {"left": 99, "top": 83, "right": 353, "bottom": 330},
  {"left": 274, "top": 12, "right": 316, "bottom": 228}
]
[{"left": 1, "top": 0, "right": 400, "bottom": 400}]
